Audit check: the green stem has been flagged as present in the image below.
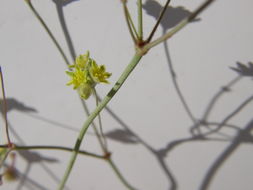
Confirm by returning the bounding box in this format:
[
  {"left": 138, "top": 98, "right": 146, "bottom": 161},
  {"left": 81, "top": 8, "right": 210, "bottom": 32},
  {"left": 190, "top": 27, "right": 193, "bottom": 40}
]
[
  {"left": 80, "top": 98, "right": 109, "bottom": 154},
  {"left": 91, "top": 116, "right": 108, "bottom": 152},
  {"left": 94, "top": 89, "right": 108, "bottom": 152},
  {"left": 146, "top": 0, "right": 171, "bottom": 43},
  {"left": 137, "top": 0, "right": 143, "bottom": 40},
  {"left": 126, "top": 9, "right": 139, "bottom": 40},
  {"left": 107, "top": 158, "right": 136, "bottom": 190},
  {"left": 143, "top": 0, "right": 217, "bottom": 52},
  {"left": 123, "top": 3, "right": 138, "bottom": 43},
  {"left": 0, "top": 144, "right": 104, "bottom": 160},
  {"left": 24, "top": 0, "right": 71, "bottom": 66},
  {"left": 58, "top": 52, "right": 142, "bottom": 190},
  {"left": 24, "top": 0, "right": 108, "bottom": 158},
  {"left": 0, "top": 149, "right": 12, "bottom": 170}
]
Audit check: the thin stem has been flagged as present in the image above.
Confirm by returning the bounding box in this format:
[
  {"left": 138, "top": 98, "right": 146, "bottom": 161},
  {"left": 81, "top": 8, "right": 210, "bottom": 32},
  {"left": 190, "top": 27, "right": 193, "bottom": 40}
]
[
  {"left": 25, "top": 0, "right": 109, "bottom": 158},
  {"left": 126, "top": 8, "right": 139, "bottom": 40},
  {"left": 92, "top": 117, "right": 108, "bottom": 153},
  {"left": 80, "top": 98, "right": 109, "bottom": 154},
  {"left": 58, "top": 52, "right": 142, "bottom": 190},
  {"left": 146, "top": 0, "right": 171, "bottom": 43},
  {"left": 94, "top": 89, "right": 108, "bottom": 152},
  {"left": 123, "top": 3, "right": 138, "bottom": 44},
  {"left": 25, "top": 1, "right": 136, "bottom": 189},
  {"left": 0, "top": 149, "right": 12, "bottom": 170},
  {"left": 107, "top": 158, "right": 136, "bottom": 190},
  {"left": 137, "top": 0, "right": 143, "bottom": 40},
  {"left": 24, "top": 0, "right": 71, "bottom": 66},
  {"left": 0, "top": 67, "right": 11, "bottom": 146},
  {"left": 0, "top": 144, "right": 104, "bottom": 160},
  {"left": 143, "top": 0, "right": 217, "bottom": 52}
]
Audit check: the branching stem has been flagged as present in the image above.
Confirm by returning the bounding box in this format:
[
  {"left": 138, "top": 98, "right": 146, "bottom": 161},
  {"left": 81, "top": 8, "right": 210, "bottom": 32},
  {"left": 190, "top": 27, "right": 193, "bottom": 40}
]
[
  {"left": 58, "top": 53, "right": 142, "bottom": 190},
  {"left": 0, "top": 144, "right": 104, "bottom": 160},
  {"left": 143, "top": 0, "right": 217, "bottom": 52},
  {"left": 123, "top": 2, "right": 138, "bottom": 44}
]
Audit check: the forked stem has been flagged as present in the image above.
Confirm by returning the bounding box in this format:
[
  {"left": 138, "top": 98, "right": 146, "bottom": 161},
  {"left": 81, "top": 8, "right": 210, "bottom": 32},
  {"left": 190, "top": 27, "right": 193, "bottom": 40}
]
[
  {"left": 123, "top": 2, "right": 138, "bottom": 44},
  {"left": 58, "top": 53, "right": 142, "bottom": 190},
  {"left": 143, "top": 0, "right": 217, "bottom": 52}
]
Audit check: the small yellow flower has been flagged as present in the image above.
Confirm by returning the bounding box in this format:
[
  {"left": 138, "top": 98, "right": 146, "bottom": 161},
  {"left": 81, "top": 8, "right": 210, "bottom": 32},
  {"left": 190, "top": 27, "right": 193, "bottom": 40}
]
[
  {"left": 66, "top": 68, "right": 88, "bottom": 89},
  {"left": 66, "top": 51, "right": 111, "bottom": 99},
  {"left": 70, "top": 51, "right": 90, "bottom": 69},
  {"left": 89, "top": 60, "right": 112, "bottom": 84}
]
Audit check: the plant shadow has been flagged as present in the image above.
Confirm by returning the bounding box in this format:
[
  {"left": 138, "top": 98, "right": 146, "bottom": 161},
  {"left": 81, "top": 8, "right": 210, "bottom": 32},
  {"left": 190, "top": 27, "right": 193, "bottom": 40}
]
[
  {"left": 0, "top": 98, "right": 74, "bottom": 190},
  {"left": 103, "top": 1, "right": 253, "bottom": 190},
  {"left": 4, "top": 0, "right": 252, "bottom": 189},
  {"left": 52, "top": 0, "right": 79, "bottom": 61},
  {"left": 143, "top": 0, "right": 200, "bottom": 32}
]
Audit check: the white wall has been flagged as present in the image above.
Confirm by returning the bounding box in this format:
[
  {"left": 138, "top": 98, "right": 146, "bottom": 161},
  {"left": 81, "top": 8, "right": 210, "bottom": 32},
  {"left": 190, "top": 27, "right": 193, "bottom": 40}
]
[{"left": 1, "top": 0, "right": 253, "bottom": 189}]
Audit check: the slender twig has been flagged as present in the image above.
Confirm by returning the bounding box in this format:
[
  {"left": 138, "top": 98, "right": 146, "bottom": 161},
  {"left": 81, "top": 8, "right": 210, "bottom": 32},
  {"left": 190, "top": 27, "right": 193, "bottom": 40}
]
[
  {"left": 143, "top": 0, "right": 217, "bottom": 52},
  {"left": 125, "top": 6, "right": 139, "bottom": 39},
  {"left": 24, "top": 0, "right": 110, "bottom": 157},
  {"left": 22, "top": 1, "right": 135, "bottom": 190},
  {"left": 24, "top": 0, "right": 218, "bottom": 189},
  {"left": 137, "top": 0, "right": 143, "bottom": 41},
  {"left": 146, "top": 0, "right": 171, "bottom": 43},
  {"left": 80, "top": 99, "right": 109, "bottom": 154},
  {"left": 94, "top": 89, "right": 108, "bottom": 152},
  {"left": 0, "top": 144, "right": 104, "bottom": 160},
  {"left": 107, "top": 158, "right": 136, "bottom": 190},
  {"left": 0, "top": 149, "right": 12, "bottom": 170},
  {"left": 58, "top": 52, "right": 142, "bottom": 190},
  {"left": 0, "top": 67, "right": 11, "bottom": 146},
  {"left": 24, "top": 5, "right": 129, "bottom": 190},
  {"left": 58, "top": 0, "right": 218, "bottom": 188},
  {"left": 123, "top": 3, "right": 138, "bottom": 44},
  {"left": 24, "top": 0, "right": 71, "bottom": 66}
]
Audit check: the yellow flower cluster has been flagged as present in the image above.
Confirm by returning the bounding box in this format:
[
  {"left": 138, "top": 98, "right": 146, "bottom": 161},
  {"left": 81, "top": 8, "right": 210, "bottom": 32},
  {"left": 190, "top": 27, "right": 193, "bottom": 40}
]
[{"left": 66, "top": 51, "right": 111, "bottom": 99}]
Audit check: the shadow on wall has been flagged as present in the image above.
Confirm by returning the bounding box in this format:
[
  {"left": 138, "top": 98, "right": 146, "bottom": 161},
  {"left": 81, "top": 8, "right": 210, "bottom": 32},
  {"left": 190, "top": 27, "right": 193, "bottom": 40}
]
[
  {"left": 2, "top": 0, "right": 253, "bottom": 189},
  {"left": 51, "top": 0, "right": 80, "bottom": 61},
  {"left": 105, "top": 77, "right": 253, "bottom": 190},
  {"left": 143, "top": 0, "right": 200, "bottom": 31},
  {"left": 103, "top": 1, "right": 253, "bottom": 190},
  {"left": 0, "top": 98, "right": 68, "bottom": 190},
  {"left": 0, "top": 98, "right": 37, "bottom": 114}
]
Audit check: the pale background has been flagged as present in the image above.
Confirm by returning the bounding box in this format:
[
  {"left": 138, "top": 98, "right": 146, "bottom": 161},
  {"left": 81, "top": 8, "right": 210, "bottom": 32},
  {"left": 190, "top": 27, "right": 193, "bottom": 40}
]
[{"left": 0, "top": 0, "right": 253, "bottom": 190}]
